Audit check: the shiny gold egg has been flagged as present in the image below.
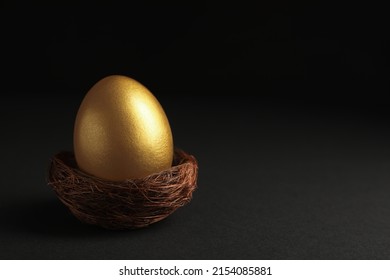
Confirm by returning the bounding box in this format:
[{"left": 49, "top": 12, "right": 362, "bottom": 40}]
[{"left": 73, "top": 75, "right": 173, "bottom": 181}]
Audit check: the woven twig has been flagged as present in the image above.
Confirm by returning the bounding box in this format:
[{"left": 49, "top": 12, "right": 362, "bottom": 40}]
[{"left": 48, "top": 149, "right": 198, "bottom": 229}]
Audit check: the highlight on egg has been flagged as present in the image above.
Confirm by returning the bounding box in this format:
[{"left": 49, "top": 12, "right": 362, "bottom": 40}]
[{"left": 73, "top": 75, "right": 173, "bottom": 181}]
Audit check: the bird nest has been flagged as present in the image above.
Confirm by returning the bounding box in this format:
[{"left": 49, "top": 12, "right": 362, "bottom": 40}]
[{"left": 47, "top": 149, "right": 198, "bottom": 230}]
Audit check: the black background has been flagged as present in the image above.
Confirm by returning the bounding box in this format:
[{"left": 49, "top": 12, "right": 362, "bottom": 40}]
[{"left": 1, "top": 3, "right": 390, "bottom": 259}]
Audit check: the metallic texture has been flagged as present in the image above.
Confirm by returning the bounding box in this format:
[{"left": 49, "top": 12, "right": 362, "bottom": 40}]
[{"left": 74, "top": 75, "right": 173, "bottom": 181}]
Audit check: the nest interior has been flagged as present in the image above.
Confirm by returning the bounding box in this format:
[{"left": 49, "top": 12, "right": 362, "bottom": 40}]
[{"left": 48, "top": 149, "right": 198, "bottom": 229}]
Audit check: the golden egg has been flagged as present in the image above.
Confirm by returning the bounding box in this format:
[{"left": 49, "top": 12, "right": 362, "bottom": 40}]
[{"left": 73, "top": 75, "right": 173, "bottom": 181}]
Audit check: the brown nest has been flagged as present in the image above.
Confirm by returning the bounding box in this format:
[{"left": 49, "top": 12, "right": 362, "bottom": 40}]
[{"left": 47, "top": 149, "right": 198, "bottom": 230}]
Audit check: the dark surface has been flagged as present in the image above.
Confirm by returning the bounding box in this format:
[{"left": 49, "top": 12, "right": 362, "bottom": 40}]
[{"left": 1, "top": 4, "right": 390, "bottom": 259}]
